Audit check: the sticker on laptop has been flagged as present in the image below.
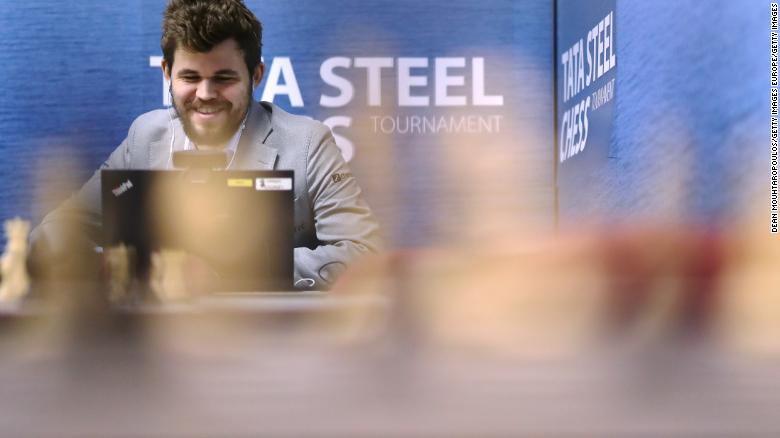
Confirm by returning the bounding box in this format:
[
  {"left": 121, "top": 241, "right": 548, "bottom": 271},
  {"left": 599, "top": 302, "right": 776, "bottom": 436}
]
[
  {"left": 227, "top": 178, "right": 253, "bottom": 188},
  {"left": 256, "top": 177, "right": 292, "bottom": 191}
]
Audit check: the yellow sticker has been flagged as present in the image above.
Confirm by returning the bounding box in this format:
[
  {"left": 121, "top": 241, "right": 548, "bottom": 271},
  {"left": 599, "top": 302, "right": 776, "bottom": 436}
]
[{"left": 227, "top": 178, "right": 253, "bottom": 188}]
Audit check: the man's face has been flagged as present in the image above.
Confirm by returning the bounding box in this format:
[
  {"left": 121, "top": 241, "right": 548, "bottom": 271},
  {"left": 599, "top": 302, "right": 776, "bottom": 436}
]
[{"left": 162, "top": 39, "right": 263, "bottom": 148}]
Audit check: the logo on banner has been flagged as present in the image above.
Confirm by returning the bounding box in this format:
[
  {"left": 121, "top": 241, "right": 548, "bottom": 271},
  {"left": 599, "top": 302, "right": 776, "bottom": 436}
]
[{"left": 558, "top": 9, "right": 617, "bottom": 164}]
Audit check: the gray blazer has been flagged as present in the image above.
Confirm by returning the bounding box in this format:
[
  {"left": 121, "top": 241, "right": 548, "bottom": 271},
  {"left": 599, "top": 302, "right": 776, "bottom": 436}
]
[{"left": 33, "top": 101, "right": 381, "bottom": 289}]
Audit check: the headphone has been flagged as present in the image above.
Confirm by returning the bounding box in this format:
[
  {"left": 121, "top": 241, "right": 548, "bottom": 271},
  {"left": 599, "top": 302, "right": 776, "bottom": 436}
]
[{"left": 167, "top": 84, "right": 176, "bottom": 168}]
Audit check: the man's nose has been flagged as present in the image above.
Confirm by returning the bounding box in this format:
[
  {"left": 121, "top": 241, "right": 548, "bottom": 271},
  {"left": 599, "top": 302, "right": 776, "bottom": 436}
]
[{"left": 195, "top": 79, "right": 217, "bottom": 100}]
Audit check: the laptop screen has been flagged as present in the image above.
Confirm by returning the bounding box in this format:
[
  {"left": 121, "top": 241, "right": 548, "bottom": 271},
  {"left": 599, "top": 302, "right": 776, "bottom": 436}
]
[{"left": 101, "top": 169, "right": 294, "bottom": 292}]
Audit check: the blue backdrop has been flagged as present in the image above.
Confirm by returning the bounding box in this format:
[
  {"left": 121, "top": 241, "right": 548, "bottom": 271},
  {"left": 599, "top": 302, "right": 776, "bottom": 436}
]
[
  {"left": 0, "top": 0, "right": 766, "bottom": 249},
  {"left": 0, "top": 0, "right": 555, "bottom": 248}
]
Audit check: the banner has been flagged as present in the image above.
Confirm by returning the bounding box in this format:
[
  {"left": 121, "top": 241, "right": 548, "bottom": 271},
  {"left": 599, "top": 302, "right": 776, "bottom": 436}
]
[{"left": 556, "top": 0, "right": 617, "bottom": 214}]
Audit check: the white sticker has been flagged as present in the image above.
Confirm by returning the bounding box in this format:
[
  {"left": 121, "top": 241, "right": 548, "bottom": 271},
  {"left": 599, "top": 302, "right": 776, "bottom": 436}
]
[{"left": 256, "top": 177, "right": 292, "bottom": 191}]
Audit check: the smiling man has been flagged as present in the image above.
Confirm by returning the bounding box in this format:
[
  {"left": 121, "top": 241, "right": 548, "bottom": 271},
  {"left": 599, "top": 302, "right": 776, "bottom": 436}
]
[
  {"left": 166, "top": 39, "right": 258, "bottom": 150},
  {"left": 32, "top": 0, "right": 381, "bottom": 289}
]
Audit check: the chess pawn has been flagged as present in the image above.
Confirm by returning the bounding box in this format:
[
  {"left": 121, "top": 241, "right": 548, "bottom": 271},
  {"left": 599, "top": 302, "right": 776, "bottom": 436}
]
[
  {"left": 0, "top": 218, "right": 31, "bottom": 302},
  {"left": 105, "top": 244, "right": 133, "bottom": 303},
  {"left": 150, "top": 249, "right": 190, "bottom": 302}
]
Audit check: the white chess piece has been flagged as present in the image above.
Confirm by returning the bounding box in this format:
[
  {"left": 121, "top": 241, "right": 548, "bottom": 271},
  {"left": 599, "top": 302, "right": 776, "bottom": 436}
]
[
  {"left": 105, "top": 244, "right": 131, "bottom": 303},
  {"left": 0, "top": 218, "right": 31, "bottom": 302},
  {"left": 150, "top": 249, "right": 190, "bottom": 302}
]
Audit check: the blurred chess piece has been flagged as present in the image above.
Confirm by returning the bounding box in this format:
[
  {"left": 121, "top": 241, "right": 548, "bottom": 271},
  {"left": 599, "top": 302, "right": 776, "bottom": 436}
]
[
  {"left": 0, "top": 218, "right": 31, "bottom": 302},
  {"left": 150, "top": 249, "right": 189, "bottom": 302},
  {"left": 717, "top": 236, "right": 780, "bottom": 356},
  {"left": 105, "top": 244, "right": 134, "bottom": 303}
]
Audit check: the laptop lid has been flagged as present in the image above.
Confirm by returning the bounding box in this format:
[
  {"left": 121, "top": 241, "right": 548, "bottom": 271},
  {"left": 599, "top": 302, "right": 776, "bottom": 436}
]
[{"left": 101, "top": 169, "right": 294, "bottom": 292}]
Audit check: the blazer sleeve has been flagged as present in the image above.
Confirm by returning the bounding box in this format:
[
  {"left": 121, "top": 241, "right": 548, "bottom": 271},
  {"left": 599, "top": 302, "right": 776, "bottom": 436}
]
[{"left": 293, "top": 125, "right": 382, "bottom": 289}]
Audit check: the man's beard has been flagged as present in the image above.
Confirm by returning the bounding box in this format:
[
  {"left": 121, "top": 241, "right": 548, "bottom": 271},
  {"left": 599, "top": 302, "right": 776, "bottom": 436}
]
[{"left": 171, "top": 86, "right": 252, "bottom": 148}]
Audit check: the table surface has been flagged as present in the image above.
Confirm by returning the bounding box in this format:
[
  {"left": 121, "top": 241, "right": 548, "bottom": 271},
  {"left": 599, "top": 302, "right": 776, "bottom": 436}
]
[
  {"left": 0, "top": 291, "right": 778, "bottom": 437},
  {"left": 0, "top": 290, "right": 387, "bottom": 315}
]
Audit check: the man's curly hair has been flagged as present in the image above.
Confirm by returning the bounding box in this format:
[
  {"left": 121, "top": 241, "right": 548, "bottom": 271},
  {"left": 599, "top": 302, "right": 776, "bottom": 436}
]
[{"left": 161, "top": 0, "right": 262, "bottom": 75}]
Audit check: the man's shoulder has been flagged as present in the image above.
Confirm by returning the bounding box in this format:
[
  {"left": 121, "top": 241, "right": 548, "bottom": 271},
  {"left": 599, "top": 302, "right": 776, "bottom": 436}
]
[
  {"left": 262, "top": 102, "right": 330, "bottom": 139},
  {"left": 130, "top": 108, "right": 173, "bottom": 131},
  {"left": 126, "top": 108, "right": 174, "bottom": 144}
]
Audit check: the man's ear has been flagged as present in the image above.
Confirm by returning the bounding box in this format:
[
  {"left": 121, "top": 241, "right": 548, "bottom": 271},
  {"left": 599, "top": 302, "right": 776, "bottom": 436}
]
[
  {"left": 161, "top": 59, "right": 171, "bottom": 81},
  {"left": 253, "top": 63, "right": 264, "bottom": 88}
]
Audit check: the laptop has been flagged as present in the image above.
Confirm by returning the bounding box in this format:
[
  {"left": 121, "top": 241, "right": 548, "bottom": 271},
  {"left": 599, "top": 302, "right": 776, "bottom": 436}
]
[{"left": 101, "top": 169, "right": 294, "bottom": 292}]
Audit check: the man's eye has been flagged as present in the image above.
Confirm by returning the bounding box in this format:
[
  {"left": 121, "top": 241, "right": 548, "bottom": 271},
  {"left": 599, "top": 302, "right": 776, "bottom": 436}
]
[
  {"left": 180, "top": 76, "right": 200, "bottom": 82},
  {"left": 214, "top": 76, "right": 237, "bottom": 83}
]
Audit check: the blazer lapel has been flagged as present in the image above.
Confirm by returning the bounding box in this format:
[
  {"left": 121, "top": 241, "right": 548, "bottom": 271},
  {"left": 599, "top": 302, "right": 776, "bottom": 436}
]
[{"left": 234, "top": 101, "right": 277, "bottom": 170}]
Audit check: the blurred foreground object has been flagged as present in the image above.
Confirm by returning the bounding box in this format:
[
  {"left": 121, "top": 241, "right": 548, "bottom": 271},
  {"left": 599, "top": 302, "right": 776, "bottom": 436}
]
[
  {"left": 150, "top": 249, "right": 190, "bottom": 302},
  {"left": 0, "top": 218, "right": 31, "bottom": 302},
  {"left": 333, "top": 224, "right": 779, "bottom": 358},
  {"left": 0, "top": 224, "right": 778, "bottom": 436},
  {"left": 717, "top": 230, "right": 780, "bottom": 356},
  {"left": 105, "top": 244, "right": 133, "bottom": 303}
]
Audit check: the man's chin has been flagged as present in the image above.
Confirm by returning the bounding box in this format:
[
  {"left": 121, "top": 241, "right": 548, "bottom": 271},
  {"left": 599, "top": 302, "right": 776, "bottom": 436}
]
[
  {"left": 179, "top": 110, "right": 243, "bottom": 146},
  {"left": 185, "top": 121, "right": 227, "bottom": 142}
]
